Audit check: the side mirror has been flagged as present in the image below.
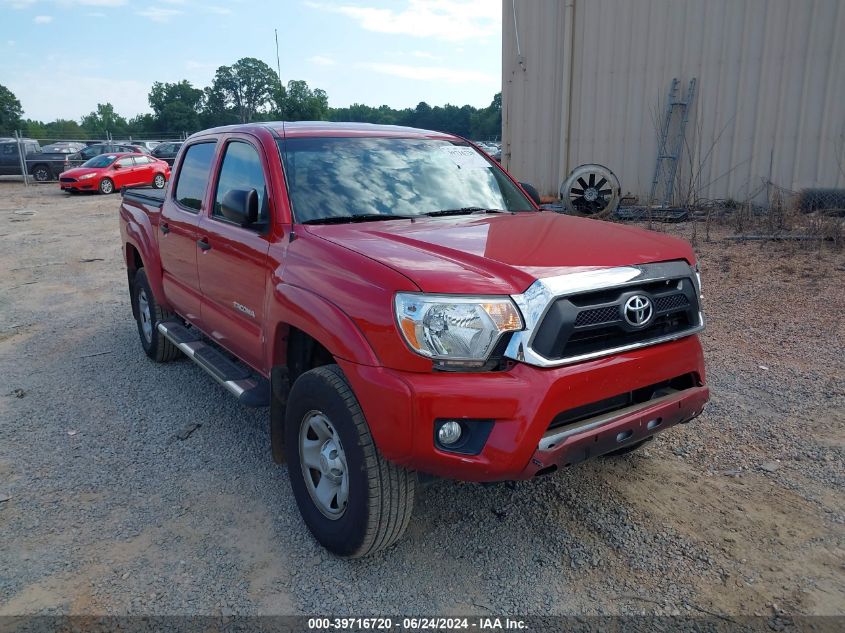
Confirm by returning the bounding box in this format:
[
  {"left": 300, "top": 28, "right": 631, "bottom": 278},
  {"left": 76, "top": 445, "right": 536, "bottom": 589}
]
[
  {"left": 113, "top": 163, "right": 122, "bottom": 170},
  {"left": 519, "top": 182, "right": 542, "bottom": 206},
  {"left": 221, "top": 188, "right": 259, "bottom": 227}
]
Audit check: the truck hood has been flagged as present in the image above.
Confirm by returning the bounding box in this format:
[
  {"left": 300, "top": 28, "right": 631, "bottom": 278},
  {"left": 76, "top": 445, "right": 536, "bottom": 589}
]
[{"left": 304, "top": 211, "right": 696, "bottom": 294}]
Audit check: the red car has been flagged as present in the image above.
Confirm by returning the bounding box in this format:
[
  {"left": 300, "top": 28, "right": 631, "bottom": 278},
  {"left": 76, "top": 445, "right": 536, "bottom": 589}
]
[{"left": 60, "top": 152, "right": 170, "bottom": 194}]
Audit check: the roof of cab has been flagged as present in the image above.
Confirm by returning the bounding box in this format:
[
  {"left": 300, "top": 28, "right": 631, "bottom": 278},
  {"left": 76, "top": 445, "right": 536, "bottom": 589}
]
[{"left": 192, "top": 121, "right": 457, "bottom": 140}]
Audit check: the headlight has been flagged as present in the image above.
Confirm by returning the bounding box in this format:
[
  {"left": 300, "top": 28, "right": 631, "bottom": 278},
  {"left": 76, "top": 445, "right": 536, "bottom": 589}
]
[
  {"left": 395, "top": 293, "right": 523, "bottom": 366},
  {"left": 78, "top": 173, "right": 97, "bottom": 180}
]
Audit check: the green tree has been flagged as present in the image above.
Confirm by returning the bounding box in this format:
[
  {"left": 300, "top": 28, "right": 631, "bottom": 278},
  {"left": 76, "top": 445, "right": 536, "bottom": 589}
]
[
  {"left": 208, "top": 57, "right": 278, "bottom": 123},
  {"left": 80, "top": 103, "right": 128, "bottom": 137},
  {"left": 0, "top": 84, "right": 23, "bottom": 134},
  {"left": 280, "top": 80, "right": 329, "bottom": 121},
  {"left": 148, "top": 80, "right": 204, "bottom": 134},
  {"left": 469, "top": 92, "right": 501, "bottom": 140}
]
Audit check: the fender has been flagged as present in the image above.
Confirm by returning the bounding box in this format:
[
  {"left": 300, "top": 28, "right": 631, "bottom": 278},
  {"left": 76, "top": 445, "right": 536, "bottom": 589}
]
[
  {"left": 120, "top": 204, "right": 167, "bottom": 308},
  {"left": 265, "top": 283, "right": 381, "bottom": 371}
]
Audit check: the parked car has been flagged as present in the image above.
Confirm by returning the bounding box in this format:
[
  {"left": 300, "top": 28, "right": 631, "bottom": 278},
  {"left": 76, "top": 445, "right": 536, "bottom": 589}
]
[
  {"left": 0, "top": 138, "right": 77, "bottom": 181},
  {"left": 129, "top": 141, "right": 161, "bottom": 152},
  {"left": 60, "top": 152, "right": 170, "bottom": 194},
  {"left": 119, "top": 122, "right": 708, "bottom": 558},
  {"left": 40, "top": 142, "right": 86, "bottom": 154},
  {"left": 68, "top": 143, "right": 150, "bottom": 168},
  {"left": 117, "top": 140, "right": 160, "bottom": 152},
  {"left": 150, "top": 141, "right": 183, "bottom": 166}
]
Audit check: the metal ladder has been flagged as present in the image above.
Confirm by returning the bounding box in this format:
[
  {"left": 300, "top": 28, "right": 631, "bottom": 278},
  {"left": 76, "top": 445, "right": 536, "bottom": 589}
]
[{"left": 649, "top": 77, "right": 697, "bottom": 207}]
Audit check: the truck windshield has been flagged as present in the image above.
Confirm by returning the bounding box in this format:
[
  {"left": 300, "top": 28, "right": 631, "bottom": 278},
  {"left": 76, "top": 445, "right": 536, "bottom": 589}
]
[
  {"left": 277, "top": 137, "right": 533, "bottom": 224},
  {"left": 83, "top": 155, "right": 117, "bottom": 168}
]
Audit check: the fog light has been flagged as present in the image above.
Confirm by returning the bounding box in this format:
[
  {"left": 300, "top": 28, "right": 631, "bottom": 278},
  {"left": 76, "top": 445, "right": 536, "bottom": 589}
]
[{"left": 437, "top": 421, "right": 463, "bottom": 445}]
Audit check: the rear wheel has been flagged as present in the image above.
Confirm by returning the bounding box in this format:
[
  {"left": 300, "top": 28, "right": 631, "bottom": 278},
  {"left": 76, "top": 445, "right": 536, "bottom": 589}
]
[
  {"left": 285, "top": 365, "right": 416, "bottom": 558},
  {"left": 99, "top": 178, "right": 114, "bottom": 194},
  {"left": 31, "top": 165, "right": 51, "bottom": 182},
  {"left": 152, "top": 173, "right": 166, "bottom": 189},
  {"left": 132, "top": 268, "right": 180, "bottom": 362}
]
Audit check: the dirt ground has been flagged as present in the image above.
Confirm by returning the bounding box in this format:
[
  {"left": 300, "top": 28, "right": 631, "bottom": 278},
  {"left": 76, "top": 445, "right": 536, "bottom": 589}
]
[{"left": 0, "top": 180, "right": 843, "bottom": 618}]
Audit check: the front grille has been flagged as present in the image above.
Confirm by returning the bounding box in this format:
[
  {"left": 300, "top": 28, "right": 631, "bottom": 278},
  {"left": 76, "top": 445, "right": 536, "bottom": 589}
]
[
  {"left": 60, "top": 177, "right": 76, "bottom": 183},
  {"left": 654, "top": 293, "right": 689, "bottom": 312},
  {"left": 574, "top": 305, "right": 619, "bottom": 326},
  {"left": 530, "top": 277, "right": 701, "bottom": 361}
]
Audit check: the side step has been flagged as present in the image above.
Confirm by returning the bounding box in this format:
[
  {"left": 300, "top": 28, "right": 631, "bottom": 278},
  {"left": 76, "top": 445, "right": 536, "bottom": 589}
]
[{"left": 157, "top": 320, "right": 270, "bottom": 408}]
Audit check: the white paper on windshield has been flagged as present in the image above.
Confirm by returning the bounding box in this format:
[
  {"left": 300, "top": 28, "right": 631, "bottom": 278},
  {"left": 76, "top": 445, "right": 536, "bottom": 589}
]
[{"left": 440, "top": 145, "right": 490, "bottom": 170}]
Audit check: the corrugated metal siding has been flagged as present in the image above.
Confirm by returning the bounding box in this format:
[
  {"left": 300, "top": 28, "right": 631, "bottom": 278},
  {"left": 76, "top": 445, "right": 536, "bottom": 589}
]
[{"left": 503, "top": 0, "right": 845, "bottom": 201}]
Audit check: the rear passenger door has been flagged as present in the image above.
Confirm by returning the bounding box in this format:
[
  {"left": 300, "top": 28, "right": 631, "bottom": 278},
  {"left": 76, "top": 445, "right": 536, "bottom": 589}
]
[
  {"left": 131, "top": 155, "right": 155, "bottom": 185},
  {"left": 0, "top": 143, "right": 17, "bottom": 175},
  {"left": 196, "top": 137, "right": 272, "bottom": 371},
  {"left": 159, "top": 141, "right": 217, "bottom": 326}
]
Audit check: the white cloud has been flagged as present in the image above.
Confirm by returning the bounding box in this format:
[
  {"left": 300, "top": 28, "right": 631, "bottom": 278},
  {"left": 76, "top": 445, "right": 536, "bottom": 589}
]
[
  {"left": 6, "top": 0, "right": 37, "bottom": 9},
  {"left": 33, "top": 14, "right": 52, "bottom": 23},
  {"left": 308, "top": 55, "right": 335, "bottom": 66},
  {"left": 75, "top": 0, "right": 127, "bottom": 6},
  {"left": 359, "top": 62, "right": 496, "bottom": 84},
  {"left": 136, "top": 7, "right": 183, "bottom": 22},
  {"left": 307, "top": 0, "right": 500, "bottom": 42},
  {"left": 410, "top": 50, "right": 441, "bottom": 60}
]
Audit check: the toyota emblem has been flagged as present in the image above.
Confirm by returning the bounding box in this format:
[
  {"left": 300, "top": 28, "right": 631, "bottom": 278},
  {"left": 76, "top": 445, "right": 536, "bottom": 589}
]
[{"left": 623, "top": 295, "right": 653, "bottom": 327}]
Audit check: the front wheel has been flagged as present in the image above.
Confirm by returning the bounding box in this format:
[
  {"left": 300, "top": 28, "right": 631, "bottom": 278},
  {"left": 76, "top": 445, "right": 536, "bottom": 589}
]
[
  {"left": 285, "top": 365, "right": 416, "bottom": 558},
  {"left": 99, "top": 178, "right": 114, "bottom": 194},
  {"left": 152, "top": 173, "right": 166, "bottom": 189}
]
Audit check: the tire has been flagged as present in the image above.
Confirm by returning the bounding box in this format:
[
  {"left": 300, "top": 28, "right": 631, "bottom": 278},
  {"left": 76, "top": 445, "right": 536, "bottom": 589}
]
[
  {"left": 285, "top": 365, "right": 416, "bottom": 558},
  {"left": 132, "top": 268, "right": 180, "bottom": 362},
  {"left": 152, "top": 173, "right": 166, "bottom": 189},
  {"left": 99, "top": 178, "right": 114, "bottom": 195},
  {"left": 31, "top": 165, "right": 51, "bottom": 182}
]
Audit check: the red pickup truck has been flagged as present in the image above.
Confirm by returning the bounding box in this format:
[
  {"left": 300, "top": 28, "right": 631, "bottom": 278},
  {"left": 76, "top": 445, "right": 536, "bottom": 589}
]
[{"left": 119, "top": 122, "right": 708, "bottom": 557}]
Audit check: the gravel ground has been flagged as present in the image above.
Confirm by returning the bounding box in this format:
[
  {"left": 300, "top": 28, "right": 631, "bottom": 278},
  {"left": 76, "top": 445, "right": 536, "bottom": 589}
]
[{"left": 0, "top": 182, "right": 843, "bottom": 617}]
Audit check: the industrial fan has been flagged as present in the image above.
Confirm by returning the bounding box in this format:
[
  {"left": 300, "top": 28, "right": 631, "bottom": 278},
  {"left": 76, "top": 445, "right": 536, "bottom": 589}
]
[{"left": 560, "top": 164, "right": 621, "bottom": 215}]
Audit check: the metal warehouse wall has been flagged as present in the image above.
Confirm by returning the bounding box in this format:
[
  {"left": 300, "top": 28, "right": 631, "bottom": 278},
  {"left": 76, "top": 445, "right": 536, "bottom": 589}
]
[{"left": 502, "top": 0, "right": 845, "bottom": 202}]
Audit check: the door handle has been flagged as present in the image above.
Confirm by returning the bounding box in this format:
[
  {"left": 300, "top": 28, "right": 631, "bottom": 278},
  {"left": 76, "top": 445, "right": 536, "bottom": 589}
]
[
  {"left": 197, "top": 237, "right": 211, "bottom": 251},
  {"left": 161, "top": 222, "right": 170, "bottom": 234}
]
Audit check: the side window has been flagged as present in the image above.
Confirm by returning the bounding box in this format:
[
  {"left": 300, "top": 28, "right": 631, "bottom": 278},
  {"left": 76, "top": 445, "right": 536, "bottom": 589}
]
[
  {"left": 174, "top": 142, "right": 217, "bottom": 212},
  {"left": 135, "top": 155, "right": 151, "bottom": 165},
  {"left": 1, "top": 144, "right": 15, "bottom": 156},
  {"left": 213, "top": 141, "right": 268, "bottom": 226},
  {"left": 116, "top": 157, "right": 135, "bottom": 168}
]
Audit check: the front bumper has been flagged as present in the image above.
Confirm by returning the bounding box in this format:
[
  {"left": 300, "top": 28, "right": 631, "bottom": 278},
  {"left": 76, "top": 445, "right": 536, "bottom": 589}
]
[
  {"left": 338, "top": 334, "right": 708, "bottom": 482},
  {"left": 60, "top": 181, "right": 96, "bottom": 191}
]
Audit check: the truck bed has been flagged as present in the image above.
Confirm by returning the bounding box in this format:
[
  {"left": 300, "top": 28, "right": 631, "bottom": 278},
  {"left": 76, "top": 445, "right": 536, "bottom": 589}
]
[{"left": 121, "top": 186, "right": 165, "bottom": 209}]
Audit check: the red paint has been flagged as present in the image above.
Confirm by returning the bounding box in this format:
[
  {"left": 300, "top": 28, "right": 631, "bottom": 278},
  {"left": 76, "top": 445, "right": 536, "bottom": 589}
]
[
  {"left": 119, "top": 122, "right": 708, "bottom": 481},
  {"left": 60, "top": 152, "right": 170, "bottom": 193}
]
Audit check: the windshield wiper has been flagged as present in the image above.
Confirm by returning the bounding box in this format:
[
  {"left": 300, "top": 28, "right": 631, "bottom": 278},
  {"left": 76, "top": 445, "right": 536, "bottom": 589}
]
[
  {"left": 303, "top": 214, "right": 415, "bottom": 225},
  {"left": 424, "top": 207, "right": 507, "bottom": 217}
]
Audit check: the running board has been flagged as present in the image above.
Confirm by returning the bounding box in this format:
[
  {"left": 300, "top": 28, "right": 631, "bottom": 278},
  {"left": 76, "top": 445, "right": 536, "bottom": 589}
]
[{"left": 157, "top": 320, "right": 270, "bottom": 408}]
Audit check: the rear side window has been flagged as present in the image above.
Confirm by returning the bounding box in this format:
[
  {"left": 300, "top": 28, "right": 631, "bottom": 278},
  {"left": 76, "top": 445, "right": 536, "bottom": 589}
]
[
  {"left": 213, "top": 141, "right": 268, "bottom": 225},
  {"left": 174, "top": 142, "right": 216, "bottom": 212}
]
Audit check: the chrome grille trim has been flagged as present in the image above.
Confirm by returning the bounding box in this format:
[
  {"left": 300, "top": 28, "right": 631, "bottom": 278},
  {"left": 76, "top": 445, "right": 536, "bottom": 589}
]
[{"left": 505, "top": 261, "right": 704, "bottom": 368}]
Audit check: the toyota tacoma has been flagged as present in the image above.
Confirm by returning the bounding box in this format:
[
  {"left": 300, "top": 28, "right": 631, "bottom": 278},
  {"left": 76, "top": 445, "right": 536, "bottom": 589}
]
[{"left": 118, "top": 122, "right": 708, "bottom": 557}]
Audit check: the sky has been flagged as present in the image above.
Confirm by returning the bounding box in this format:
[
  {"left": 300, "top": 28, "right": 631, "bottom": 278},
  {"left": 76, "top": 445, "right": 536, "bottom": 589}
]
[{"left": 0, "top": 0, "right": 503, "bottom": 122}]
